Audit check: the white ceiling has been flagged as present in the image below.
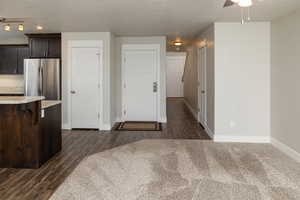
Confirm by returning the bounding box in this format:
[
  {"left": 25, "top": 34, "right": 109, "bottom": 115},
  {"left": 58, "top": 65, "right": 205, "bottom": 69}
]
[{"left": 0, "top": 0, "right": 299, "bottom": 40}]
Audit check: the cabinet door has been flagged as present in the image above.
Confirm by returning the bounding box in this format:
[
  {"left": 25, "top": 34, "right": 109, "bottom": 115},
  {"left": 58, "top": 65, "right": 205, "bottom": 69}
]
[
  {"left": 47, "top": 38, "right": 61, "bottom": 58},
  {"left": 29, "top": 38, "right": 48, "bottom": 58},
  {"left": 17, "top": 47, "right": 30, "bottom": 74},
  {"left": 0, "top": 47, "right": 18, "bottom": 74}
]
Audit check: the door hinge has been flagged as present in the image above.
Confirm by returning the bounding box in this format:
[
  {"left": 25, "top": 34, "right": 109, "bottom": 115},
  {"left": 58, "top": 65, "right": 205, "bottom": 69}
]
[
  {"left": 123, "top": 83, "right": 126, "bottom": 89},
  {"left": 98, "top": 113, "right": 100, "bottom": 119},
  {"left": 124, "top": 110, "right": 126, "bottom": 115}
]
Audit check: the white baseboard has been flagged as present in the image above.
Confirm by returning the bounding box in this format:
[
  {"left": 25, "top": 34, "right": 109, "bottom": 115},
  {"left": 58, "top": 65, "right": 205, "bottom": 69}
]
[
  {"left": 160, "top": 116, "right": 167, "bottom": 123},
  {"left": 214, "top": 135, "right": 270, "bottom": 143},
  {"left": 101, "top": 123, "right": 112, "bottom": 131},
  {"left": 183, "top": 99, "right": 198, "bottom": 120},
  {"left": 272, "top": 138, "right": 300, "bottom": 163},
  {"left": 202, "top": 123, "right": 214, "bottom": 139},
  {"left": 62, "top": 123, "right": 71, "bottom": 130}
]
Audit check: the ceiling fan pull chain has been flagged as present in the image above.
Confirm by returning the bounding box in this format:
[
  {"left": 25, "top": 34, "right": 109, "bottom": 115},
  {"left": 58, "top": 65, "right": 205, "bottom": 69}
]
[
  {"left": 247, "top": 7, "right": 251, "bottom": 21},
  {"left": 241, "top": 7, "right": 245, "bottom": 24}
]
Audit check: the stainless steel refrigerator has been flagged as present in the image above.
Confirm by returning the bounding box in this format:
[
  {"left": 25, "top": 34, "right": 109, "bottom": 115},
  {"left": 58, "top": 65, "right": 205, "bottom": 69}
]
[{"left": 24, "top": 59, "right": 61, "bottom": 100}]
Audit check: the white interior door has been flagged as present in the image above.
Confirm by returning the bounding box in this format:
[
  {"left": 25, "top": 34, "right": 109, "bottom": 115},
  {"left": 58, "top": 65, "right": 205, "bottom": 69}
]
[
  {"left": 123, "top": 49, "right": 157, "bottom": 121},
  {"left": 71, "top": 47, "right": 100, "bottom": 129},
  {"left": 198, "top": 47, "right": 207, "bottom": 126},
  {"left": 166, "top": 55, "right": 186, "bottom": 97}
]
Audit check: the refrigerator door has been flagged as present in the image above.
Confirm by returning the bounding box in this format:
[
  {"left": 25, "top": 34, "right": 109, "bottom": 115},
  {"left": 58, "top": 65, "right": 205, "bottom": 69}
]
[
  {"left": 41, "top": 59, "right": 61, "bottom": 100},
  {"left": 24, "top": 59, "right": 42, "bottom": 96}
]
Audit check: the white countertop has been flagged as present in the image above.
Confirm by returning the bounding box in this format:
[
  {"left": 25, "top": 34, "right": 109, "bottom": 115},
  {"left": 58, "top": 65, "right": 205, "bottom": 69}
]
[
  {"left": 0, "top": 87, "right": 24, "bottom": 94},
  {"left": 0, "top": 96, "right": 45, "bottom": 104},
  {"left": 42, "top": 100, "right": 62, "bottom": 109}
]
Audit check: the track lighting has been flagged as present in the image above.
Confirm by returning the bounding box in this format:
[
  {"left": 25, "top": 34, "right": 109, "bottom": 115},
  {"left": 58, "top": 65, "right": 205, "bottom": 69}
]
[
  {"left": 18, "top": 24, "right": 24, "bottom": 31},
  {"left": 4, "top": 24, "right": 11, "bottom": 31}
]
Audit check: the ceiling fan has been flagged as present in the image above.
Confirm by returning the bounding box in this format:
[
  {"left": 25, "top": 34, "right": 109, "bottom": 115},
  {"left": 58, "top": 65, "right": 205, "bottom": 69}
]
[
  {"left": 223, "top": 0, "right": 260, "bottom": 24},
  {"left": 223, "top": 0, "right": 254, "bottom": 8}
]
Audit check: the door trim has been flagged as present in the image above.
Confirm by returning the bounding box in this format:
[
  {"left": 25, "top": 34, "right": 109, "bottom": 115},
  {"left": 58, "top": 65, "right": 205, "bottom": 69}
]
[
  {"left": 121, "top": 44, "right": 160, "bottom": 122},
  {"left": 197, "top": 46, "right": 207, "bottom": 126},
  {"left": 67, "top": 40, "right": 104, "bottom": 130}
]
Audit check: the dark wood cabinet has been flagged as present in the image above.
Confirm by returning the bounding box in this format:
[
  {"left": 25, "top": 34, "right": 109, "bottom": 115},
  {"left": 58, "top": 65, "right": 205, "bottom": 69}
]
[
  {"left": 26, "top": 34, "right": 61, "bottom": 58},
  {"left": 17, "top": 46, "right": 30, "bottom": 74},
  {"left": 0, "top": 45, "right": 29, "bottom": 74},
  {"left": 0, "top": 46, "right": 18, "bottom": 74},
  {"left": 47, "top": 38, "right": 61, "bottom": 58},
  {"left": 0, "top": 33, "right": 60, "bottom": 74},
  {"left": 29, "top": 38, "right": 49, "bottom": 58},
  {"left": 40, "top": 104, "right": 62, "bottom": 164}
]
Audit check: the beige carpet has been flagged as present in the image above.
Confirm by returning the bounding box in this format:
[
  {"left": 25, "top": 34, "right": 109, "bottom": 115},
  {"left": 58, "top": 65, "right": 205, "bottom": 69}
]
[{"left": 50, "top": 140, "right": 300, "bottom": 200}]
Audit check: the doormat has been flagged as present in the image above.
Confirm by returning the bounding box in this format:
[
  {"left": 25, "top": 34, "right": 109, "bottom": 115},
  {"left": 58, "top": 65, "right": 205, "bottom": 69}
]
[{"left": 115, "top": 121, "right": 162, "bottom": 131}]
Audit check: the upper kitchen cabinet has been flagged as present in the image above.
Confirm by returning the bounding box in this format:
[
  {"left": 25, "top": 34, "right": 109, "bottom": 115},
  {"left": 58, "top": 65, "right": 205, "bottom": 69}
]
[
  {"left": 17, "top": 46, "right": 30, "bottom": 74},
  {"left": 26, "top": 33, "right": 61, "bottom": 58},
  {"left": 0, "top": 46, "right": 18, "bottom": 74},
  {"left": 0, "top": 45, "right": 29, "bottom": 74}
]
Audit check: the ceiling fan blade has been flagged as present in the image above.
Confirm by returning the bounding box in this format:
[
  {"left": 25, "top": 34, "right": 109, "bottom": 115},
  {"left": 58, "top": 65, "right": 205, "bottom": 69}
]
[{"left": 223, "top": 0, "right": 235, "bottom": 8}]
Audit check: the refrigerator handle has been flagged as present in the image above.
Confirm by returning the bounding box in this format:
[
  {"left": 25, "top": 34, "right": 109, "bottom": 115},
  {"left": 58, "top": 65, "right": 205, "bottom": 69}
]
[
  {"left": 41, "top": 65, "right": 44, "bottom": 96},
  {"left": 38, "top": 62, "right": 43, "bottom": 96}
]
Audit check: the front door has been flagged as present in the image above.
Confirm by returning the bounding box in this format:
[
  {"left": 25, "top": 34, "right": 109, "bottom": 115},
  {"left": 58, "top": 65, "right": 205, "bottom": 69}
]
[{"left": 123, "top": 49, "right": 158, "bottom": 121}]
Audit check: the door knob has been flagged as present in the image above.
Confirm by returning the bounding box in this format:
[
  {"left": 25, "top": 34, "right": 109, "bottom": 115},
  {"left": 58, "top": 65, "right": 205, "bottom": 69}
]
[{"left": 71, "top": 90, "right": 76, "bottom": 94}]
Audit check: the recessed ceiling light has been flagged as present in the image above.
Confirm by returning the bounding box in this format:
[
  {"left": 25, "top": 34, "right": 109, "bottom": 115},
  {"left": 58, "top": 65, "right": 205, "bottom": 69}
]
[
  {"left": 36, "top": 25, "right": 43, "bottom": 30},
  {"left": 18, "top": 24, "right": 24, "bottom": 31},
  {"left": 4, "top": 24, "right": 11, "bottom": 31}
]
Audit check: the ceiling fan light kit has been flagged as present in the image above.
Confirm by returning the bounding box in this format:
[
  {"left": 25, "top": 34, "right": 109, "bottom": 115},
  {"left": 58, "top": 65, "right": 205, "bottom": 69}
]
[{"left": 224, "top": 0, "right": 255, "bottom": 24}]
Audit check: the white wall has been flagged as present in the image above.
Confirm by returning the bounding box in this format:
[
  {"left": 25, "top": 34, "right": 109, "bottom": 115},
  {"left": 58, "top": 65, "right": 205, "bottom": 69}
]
[
  {"left": 271, "top": 10, "right": 300, "bottom": 154},
  {"left": 166, "top": 52, "right": 186, "bottom": 98},
  {"left": 115, "top": 36, "right": 167, "bottom": 122},
  {"left": 214, "top": 22, "right": 271, "bottom": 142},
  {"left": 61, "top": 32, "right": 114, "bottom": 130}
]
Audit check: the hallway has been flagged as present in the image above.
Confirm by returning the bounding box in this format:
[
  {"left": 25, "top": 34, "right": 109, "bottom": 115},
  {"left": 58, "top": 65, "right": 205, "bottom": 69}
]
[{"left": 0, "top": 98, "right": 210, "bottom": 200}]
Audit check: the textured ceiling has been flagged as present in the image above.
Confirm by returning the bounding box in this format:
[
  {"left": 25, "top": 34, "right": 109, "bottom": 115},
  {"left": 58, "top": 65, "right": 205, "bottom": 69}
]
[{"left": 0, "top": 0, "right": 299, "bottom": 40}]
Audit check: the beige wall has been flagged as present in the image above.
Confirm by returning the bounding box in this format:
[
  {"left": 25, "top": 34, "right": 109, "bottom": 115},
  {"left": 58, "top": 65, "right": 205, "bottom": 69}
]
[
  {"left": 214, "top": 22, "right": 271, "bottom": 142},
  {"left": 271, "top": 10, "right": 300, "bottom": 153},
  {"left": 114, "top": 36, "right": 167, "bottom": 122},
  {"left": 183, "top": 45, "right": 198, "bottom": 112},
  {"left": 183, "top": 24, "right": 215, "bottom": 135}
]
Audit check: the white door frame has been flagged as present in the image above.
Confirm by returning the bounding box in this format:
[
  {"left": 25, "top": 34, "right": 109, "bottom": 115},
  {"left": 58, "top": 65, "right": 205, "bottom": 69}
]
[
  {"left": 197, "top": 46, "right": 207, "bottom": 126},
  {"left": 121, "top": 44, "right": 160, "bottom": 122},
  {"left": 68, "top": 40, "right": 104, "bottom": 129}
]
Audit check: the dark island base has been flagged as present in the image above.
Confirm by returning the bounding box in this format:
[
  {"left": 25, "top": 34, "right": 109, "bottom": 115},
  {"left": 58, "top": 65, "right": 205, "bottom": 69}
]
[{"left": 0, "top": 101, "right": 61, "bottom": 169}]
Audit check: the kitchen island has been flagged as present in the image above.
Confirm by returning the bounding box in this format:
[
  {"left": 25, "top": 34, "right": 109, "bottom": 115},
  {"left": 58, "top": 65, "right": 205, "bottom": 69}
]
[{"left": 0, "top": 96, "right": 62, "bottom": 169}]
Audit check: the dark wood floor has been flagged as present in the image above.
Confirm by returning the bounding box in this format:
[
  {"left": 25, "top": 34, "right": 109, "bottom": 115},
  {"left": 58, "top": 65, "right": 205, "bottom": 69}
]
[{"left": 0, "top": 98, "right": 210, "bottom": 200}]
